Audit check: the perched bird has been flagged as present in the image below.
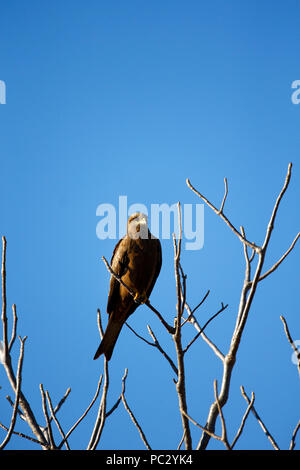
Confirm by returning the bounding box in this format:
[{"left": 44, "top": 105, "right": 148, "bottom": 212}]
[{"left": 94, "top": 213, "right": 162, "bottom": 361}]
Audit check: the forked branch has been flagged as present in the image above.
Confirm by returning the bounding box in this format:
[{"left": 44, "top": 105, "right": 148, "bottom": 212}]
[{"left": 187, "top": 163, "right": 298, "bottom": 450}]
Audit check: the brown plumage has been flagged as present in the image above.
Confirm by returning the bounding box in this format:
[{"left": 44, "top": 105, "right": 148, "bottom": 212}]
[{"left": 93, "top": 213, "right": 162, "bottom": 361}]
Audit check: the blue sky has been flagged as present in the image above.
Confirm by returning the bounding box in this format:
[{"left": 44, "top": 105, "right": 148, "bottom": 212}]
[{"left": 0, "top": 0, "right": 299, "bottom": 450}]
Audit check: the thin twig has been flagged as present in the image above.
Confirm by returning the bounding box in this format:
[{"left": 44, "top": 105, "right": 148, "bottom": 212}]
[
  {"left": 105, "top": 398, "right": 122, "bottom": 418},
  {"left": 280, "top": 315, "right": 300, "bottom": 376},
  {"left": 126, "top": 320, "right": 178, "bottom": 375},
  {"left": 88, "top": 308, "right": 110, "bottom": 450},
  {"left": 290, "top": 420, "right": 300, "bottom": 450},
  {"left": 186, "top": 179, "right": 261, "bottom": 253},
  {"left": 213, "top": 380, "right": 230, "bottom": 450},
  {"left": 97, "top": 307, "right": 104, "bottom": 338},
  {"left": 52, "top": 387, "right": 71, "bottom": 417},
  {"left": 177, "top": 430, "right": 186, "bottom": 450},
  {"left": 191, "top": 290, "right": 211, "bottom": 315},
  {"left": 230, "top": 388, "right": 255, "bottom": 449},
  {"left": 121, "top": 369, "right": 151, "bottom": 450},
  {"left": 58, "top": 374, "right": 103, "bottom": 450},
  {"left": 8, "top": 304, "right": 18, "bottom": 352},
  {"left": 262, "top": 163, "right": 293, "bottom": 251},
  {"left": 45, "top": 390, "right": 70, "bottom": 450},
  {"left": 219, "top": 177, "right": 228, "bottom": 214},
  {"left": 183, "top": 303, "right": 228, "bottom": 354},
  {"left": 240, "top": 226, "right": 251, "bottom": 283},
  {"left": 172, "top": 203, "right": 192, "bottom": 450},
  {"left": 241, "top": 386, "right": 280, "bottom": 450},
  {"left": 40, "top": 384, "right": 56, "bottom": 449},
  {"left": 147, "top": 325, "right": 178, "bottom": 375},
  {"left": 179, "top": 263, "right": 187, "bottom": 318},
  {"left": 0, "top": 336, "right": 26, "bottom": 450},
  {"left": 258, "top": 232, "right": 300, "bottom": 283},
  {"left": 105, "top": 368, "right": 127, "bottom": 418},
  {"left": 181, "top": 290, "right": 210, "bottom": 327},
  {"left": 5, "top": 395, "right": 26, "bottom": 422},
  {"left": 0, "top": 422, "right": 49, "bottom": 448},
  {"left": 126, "top": 322, "right": 155, "bottom": 347},
  {"left": 181, "top": 408, "right": 222, "bottom": 442},
  {"left": 1, "top": 237, "right": 8, "bottom": 359},
  {"left": 1, "top": 236, "right": 49, "bottom": 448},
  {"left": 183, "top": 303, "right": 224, "bottom": 361},
  {"left": 88, "top": 360, "right": 109, "bottom": 450}
]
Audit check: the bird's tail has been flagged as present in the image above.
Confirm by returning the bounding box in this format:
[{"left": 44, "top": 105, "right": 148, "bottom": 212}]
[{"left": 93, "top": 317, "right": 123, "bottom": 361}]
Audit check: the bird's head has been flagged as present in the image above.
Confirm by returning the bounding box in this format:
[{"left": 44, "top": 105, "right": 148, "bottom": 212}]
[{"left": 127, "top": 213, "right": 149, "bottom": 239}]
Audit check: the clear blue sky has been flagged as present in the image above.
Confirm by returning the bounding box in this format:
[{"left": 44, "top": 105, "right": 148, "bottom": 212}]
[{"left": 0, "top": 0, "right": 299, "bottom": 450}]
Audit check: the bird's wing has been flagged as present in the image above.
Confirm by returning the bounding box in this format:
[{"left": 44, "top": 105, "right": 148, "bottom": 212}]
[
  {"left": 146, "top": 238, "right": 162, "bottom": 298},
  {"left": 107, "top": 236, "right": 130, "bottom": 314}
]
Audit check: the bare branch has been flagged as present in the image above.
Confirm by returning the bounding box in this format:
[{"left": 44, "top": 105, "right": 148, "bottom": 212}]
[
  {"left": 8, "top": 304, "right": 18, "bottom": 352},
  {"left": 121, "top": 369, "right": 151, "bottom": 450},
  {"left": 186, "top": 179, "right": 261, "bottom": 253},
  {"left": 52, "top": 387, "right": 71, "bottom": 416},
  {"left": 197, "top": 163, "right": 294, "bottom": 450},
  {"left": 181, "top": 290, "right": 210, "bottom": 327},
  {"left": 219, "top": 177, "right": 228, "bottom": 214},
  {"left": 96, "top": 307, "right": 104, "bottom": 339},
  {"left": 5, "top": 395, "right": 26, "bottom": 422},
  {"left": 280, "top": 315, "right": 300, "bottom": 376},
  {"left": 58, "top": 374, "right": 103, "bottom": 450},
  {"left": 213, "top": 380, "right": 230, "bottom": 450},
  {"left": 241, "top": 386, "right": 280, "bottom": 450},
  {"left": 88, "top": 309, "right": 109, "bottom": 450},
  {"left": 179, "top": 262, "right": 187, "bottom": 318},
  {"left": 258, "top": 232, "right": 300, "bottom": 283},
  {"left": 262, "top": 162, "right": 293, "bottom": 250},
  {"left": 1, "top": 237, "right": 8, "bottom": 359},
  {"left": 45, "top": 390, "right": 70, "bottom": 450},
  {"left": 173, "top": 202, "right": 183, "bottom": 328},
  {"left": 0, "top": 422, "right": 49, "bottom": 447},
  {"left": 147, "top": 325, "right": 178, "bottom": 375},
  {"left": 0, "top": 336, "right": 26, "bottom": 450},
  {"left": 177, "top": 430, "right": 186, "bottom": 450},
  {"left": 172, "top": 203, "right": 192, "bottom": 450},
  {"left": 230, "top": 388, "right": 255, "bottom": 449},
  {"left": 183, "top": 303, "right": 228, "bottom": 354},
  {"left": 125, "top": 321, "right": 155, "bottom": 347},
  {"left": 105, "top": 366, "right": 128, "bottom": 419},
  {"left": 126, "top": 319, "right": 178, "bottom": 375},
  {"left": 40, "top": 384, "right": 56, "bottom": 449},
  {"left": 191, "top": 290, "right": 211, "bottom": 315},
  {"left": 183, "top": 303, "right": 224, "bottom": 361},
  {"left": 240, "top": 226, "right": 251, "bottom": 283},
  {"left": 89, "top": 359, "right": 109, "bottom": 450},
  {"left": 105, "top": 398, "right": 122, "bottom": 419},
  {"left": 290, "top": 420, "right": 300, "bottom": 450},
  {"left": 1, "top": 236, "right": 49, "bottom": 448},
  {"left": 181, "top": 408, "right": 222, "bottom": 442}
]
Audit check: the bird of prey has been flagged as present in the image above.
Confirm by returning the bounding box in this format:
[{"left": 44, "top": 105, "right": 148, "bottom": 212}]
[{"left": 94, "top": 213, "right": 162, "bottom": 361}]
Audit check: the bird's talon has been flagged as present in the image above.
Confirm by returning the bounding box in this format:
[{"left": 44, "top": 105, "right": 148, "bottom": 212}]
[{"left": 134, "top": 292, "right": 148, "bottom": 304}]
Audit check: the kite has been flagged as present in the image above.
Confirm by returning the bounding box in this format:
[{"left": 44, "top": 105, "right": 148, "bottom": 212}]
[{"left": 94, "top": 213, "right": 162, "bottom": 360}]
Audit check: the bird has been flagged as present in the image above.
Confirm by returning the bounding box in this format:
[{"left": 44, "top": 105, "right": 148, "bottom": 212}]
[{"left": 94, "top": 212, "right": 162, "bottom": 361}]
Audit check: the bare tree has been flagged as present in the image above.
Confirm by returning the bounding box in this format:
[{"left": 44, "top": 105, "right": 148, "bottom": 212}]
[{"left": 0, "top": 163, "right": 299, "bottom": 450}]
